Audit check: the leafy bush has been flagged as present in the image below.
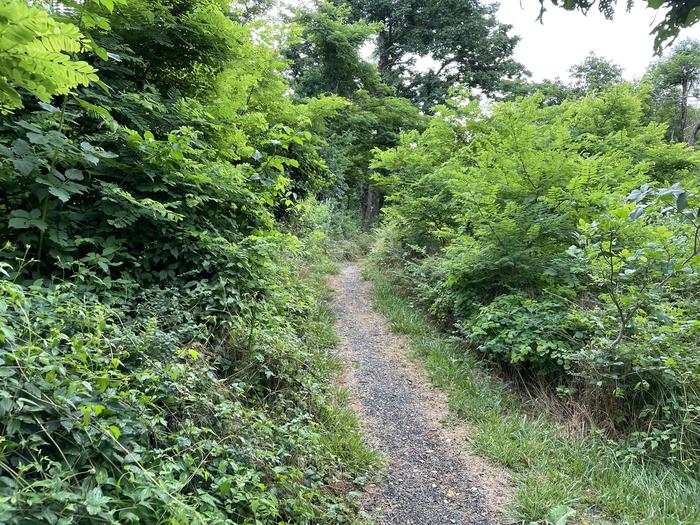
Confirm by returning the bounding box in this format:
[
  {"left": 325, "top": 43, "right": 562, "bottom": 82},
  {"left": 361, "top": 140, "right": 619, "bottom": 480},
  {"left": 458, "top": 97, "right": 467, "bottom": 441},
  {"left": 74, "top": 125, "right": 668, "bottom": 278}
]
[
  {"left": 0, "top": 244, "right": 374, "bottom": 524},
  {"left": 0, "top": 0, "right": 377, "bottom": 522},
  {"left": 460, "top": 294, "right": 592, "bottom": 374},
  {"left": 371, "top": 85, "right": 700, "bottom": 467}
]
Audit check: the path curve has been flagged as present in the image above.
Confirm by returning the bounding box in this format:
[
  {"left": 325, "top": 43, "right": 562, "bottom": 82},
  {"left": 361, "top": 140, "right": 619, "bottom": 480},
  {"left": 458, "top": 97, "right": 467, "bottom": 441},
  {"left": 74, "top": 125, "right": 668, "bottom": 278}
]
[{"left": 331, "top": 264, "right": 510, "bottom": 525}]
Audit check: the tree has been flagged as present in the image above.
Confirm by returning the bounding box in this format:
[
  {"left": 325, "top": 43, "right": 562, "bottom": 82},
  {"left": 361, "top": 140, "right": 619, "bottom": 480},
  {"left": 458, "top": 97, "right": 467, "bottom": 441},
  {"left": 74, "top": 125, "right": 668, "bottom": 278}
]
[
  {"left": 498, "top": 54, "right": 622, "bottom": 104},
  {"left": 284, "top": 1, "right": 423, "bottom": 222},
  {"left": 539, "top": 0, "right": 700, "bottom": 51},
  {"left": 569, "top": 53, "right": 623, "bottom": 94},
  {"left": 647, "top": 39, "right": 700, "bottom": 142},
  {"left": 499, "top": 77, "right": 574, "bottom": 104},
  {"left": 231, "top": 0, "right": 277, "bottom": 21},
  {"left": 342, "top": 0, "right": 526, "bottom": 110},
  {"left": 102, "top": 0, "right": 248, "bottom": 97},
  {"left": 285, "top": 2, "right": 383, "bottom": 98}
]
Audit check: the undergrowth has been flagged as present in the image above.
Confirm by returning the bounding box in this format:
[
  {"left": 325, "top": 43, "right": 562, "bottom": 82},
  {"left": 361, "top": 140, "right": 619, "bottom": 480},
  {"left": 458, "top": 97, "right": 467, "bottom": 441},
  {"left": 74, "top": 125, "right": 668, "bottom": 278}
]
[
  {"left": 363, "top": 259, "right": 700, "bottom": 525},
  {"left": 0, "top": 0, "right": 383, "bottom": 520},
  {"left": 370, "top": 89, "right": 700, "bottom": 468},
  {"left": 0, "top": 215, "right": 379, "bottom": 524}
]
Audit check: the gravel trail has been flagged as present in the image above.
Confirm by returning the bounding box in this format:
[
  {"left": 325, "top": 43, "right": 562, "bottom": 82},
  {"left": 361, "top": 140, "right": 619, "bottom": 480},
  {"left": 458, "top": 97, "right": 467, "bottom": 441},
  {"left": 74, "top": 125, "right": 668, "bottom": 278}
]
[{"left": 330, "top": 264, "right": 510, "bottom": 525}]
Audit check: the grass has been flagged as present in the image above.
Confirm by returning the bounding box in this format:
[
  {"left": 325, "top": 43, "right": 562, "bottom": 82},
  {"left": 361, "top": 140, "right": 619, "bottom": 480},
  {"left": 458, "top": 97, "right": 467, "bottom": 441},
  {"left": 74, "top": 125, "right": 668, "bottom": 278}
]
[
  {"left": 309, "top": 297, "right": 384, "bottom": 485},
  {"left": 363, "top": 262, "right": 700, "bottom": 525},
  {"left": 295, "top": 245, "right": 384, "bottom": 524}
]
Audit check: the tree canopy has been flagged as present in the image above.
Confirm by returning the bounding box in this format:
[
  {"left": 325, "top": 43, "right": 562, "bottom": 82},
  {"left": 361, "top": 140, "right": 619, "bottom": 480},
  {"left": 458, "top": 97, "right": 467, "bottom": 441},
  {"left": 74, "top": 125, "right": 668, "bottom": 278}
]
[
  {"left": 341, "top": 0, "right": 526, "bottom": 109},
  {"left": 569, "top": 53, "right": 623, "bottom": 94},
  {"left": 285, "top": 1, "right": 383, "bottom": 99},
  {"left": 647, "top": 38, "right": 700, "bottom": 141}
]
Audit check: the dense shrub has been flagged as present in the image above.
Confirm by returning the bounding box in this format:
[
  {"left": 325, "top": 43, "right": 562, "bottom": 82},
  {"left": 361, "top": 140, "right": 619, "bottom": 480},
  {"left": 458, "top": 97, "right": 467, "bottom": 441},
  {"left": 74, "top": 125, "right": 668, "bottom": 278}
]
[
  {"left": 0, "top": 238, "right": 372, "bottom": 523},
  {"left": 371, "top": 85, "right": 700, "bottom": 467},
  {"left": 0, "top": 0, "right": 376, "bottom": 522},
  {"left": 460, "top": 294, "right": 592, "bottom": 374}
]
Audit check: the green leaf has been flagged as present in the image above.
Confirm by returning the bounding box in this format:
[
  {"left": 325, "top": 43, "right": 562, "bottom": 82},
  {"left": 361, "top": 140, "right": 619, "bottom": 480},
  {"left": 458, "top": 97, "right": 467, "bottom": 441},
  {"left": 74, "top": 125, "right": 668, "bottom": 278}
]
[
  {"left": 64, "top": 168, "right": 84, "bottom": 181},
  {"left": 108, "top": 425, "right": 121, "bottom": 440},
  {"left": 629, "top": 205, "right": 646, "bottom": 220},
  {"left": 85, "top": 487, "right": 109, "bottom": 515},
  {"left": 13, "top": 158, "right": 37, "bottom": 176},
  {"left": 26, "top": 132, "right": 49, "bottom": 145},
  {"left": 8, "top": 208, "right": 46, "bottom": 231},
  {"left": 546, "top": 504, "right": 576, "bottom": 525},
  {"left": 75, "top": 97, "right": 113, "bottom": 120},
  {"left": 38, "top": 102, "right": 60, "bottom": 113},
  {"left": 48, "top": 186, "right": 71, "bottom": 203}
]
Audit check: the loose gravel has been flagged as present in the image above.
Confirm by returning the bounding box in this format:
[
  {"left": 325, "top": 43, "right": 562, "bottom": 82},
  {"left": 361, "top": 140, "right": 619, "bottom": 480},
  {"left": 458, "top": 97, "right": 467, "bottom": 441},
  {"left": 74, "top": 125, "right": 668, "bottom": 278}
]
[{"left": 330, "top": 264, "right": 511, "bottom": 525}]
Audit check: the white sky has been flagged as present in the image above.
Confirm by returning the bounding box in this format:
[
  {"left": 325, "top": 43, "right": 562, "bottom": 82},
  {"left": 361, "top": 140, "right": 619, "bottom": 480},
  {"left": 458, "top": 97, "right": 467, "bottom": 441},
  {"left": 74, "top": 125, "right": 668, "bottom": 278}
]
[{"left": 496, "top": 0, "right": 700, "bottom": 82}]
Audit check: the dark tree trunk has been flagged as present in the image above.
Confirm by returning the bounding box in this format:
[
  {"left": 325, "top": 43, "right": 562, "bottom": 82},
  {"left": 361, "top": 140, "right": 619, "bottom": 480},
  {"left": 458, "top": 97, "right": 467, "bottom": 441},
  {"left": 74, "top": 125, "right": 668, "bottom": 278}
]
[
  {"left": 377, "top": 30, "right": 392, "bottom": 77},
  {"left": 680, "top": 79, "right": 689, "bottom": 140},
  {"left": 688, "top": 118, "right": 700, "bottom": 145},
  {"left": 361, "top": 188, "right": 381, "bottom": 224}
]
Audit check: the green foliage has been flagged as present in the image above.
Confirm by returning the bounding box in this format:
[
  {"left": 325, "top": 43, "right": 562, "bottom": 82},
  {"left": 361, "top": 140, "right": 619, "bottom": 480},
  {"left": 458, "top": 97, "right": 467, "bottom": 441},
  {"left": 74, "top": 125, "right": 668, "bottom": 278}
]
[
  {"left": 0, "top": 1, "right": 99, "bottom": 113},
  {"left": 364, "top": 259, "right": 700, "bottom": 525},
  {"left": 292, "top": 198, "right": 375, "bottom": 261},
  {"left": 646, "top": 38, "right": 700, "bottom": 142},
  {"left": 284, "top": 1, "right": 425, "bottom": 221},
  {"left": 569, "top": 53, "right": 623, "bottom": 94},
  {"left": 230, "top": 0, "right": 277, "bottom": 22},
  {"left": 371, "top": 85, "right": 700, "bottom": 467},
  {"left": 0, "top": 237, "right": 376, "bottom": 524},
  {"left": 0, "top": 0, "right": 378, "bottom": 522},
  {"left": 462, "top": 294, "right": 592, "bottom": 373},
  {"left": 500, "top": 54, "right": 624, "bottom": 103},
  {"left": 285, "top": 2, "right": 383, "bottom": 99},
  {"left": 342, "top": 0, "right": 526, "bottom": 109},
  {"left": 0, "top": 0, "right": 340, "bottom": 283},
  {"left": 103, "top": 0, "right": 252, "bottom": 97}
]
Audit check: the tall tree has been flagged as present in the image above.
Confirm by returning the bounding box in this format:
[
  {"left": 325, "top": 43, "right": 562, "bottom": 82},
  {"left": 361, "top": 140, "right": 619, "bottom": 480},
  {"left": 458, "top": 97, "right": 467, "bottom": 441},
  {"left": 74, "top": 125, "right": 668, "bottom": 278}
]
[
  {"left": 341, "top": 0, "right": 526, "bottom": 110},
  {"left": 647, "top": 38, "right": 700, "bottom": 142},
  {"left": 285, "top": 1, "right": 423, "bottom": 221},
  {"left": 569, "top": 53, "right": 623, "bottom": 94},
  {"left": 498, "top": 77, "right": 574, "bottom": 105},
  {"left": 231, "top": 0, "right": 277, "bottom": 21},
  {"left": 285, "top": 2, "right": 383, "bottom": 98},
  {"left": 499, "top": 55, "right": 622, "bottom": 104}
]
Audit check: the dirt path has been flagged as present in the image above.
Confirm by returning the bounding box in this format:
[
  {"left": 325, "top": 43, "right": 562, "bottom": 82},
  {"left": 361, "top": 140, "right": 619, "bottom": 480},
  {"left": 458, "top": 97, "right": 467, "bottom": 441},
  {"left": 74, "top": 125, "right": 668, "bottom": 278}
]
[{"left": 330, "top": 264, "right": 510, "bottom": 525}]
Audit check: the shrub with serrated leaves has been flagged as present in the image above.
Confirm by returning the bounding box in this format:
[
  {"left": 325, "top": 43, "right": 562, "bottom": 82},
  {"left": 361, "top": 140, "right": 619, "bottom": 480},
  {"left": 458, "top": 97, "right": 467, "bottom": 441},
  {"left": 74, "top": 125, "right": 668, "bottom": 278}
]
[
  {"left": 371, "top": 85, "right": 700, "bottom": 466},
  {"left": 0, "top": 242, "right": 373, "bottom": 523},
  {"left": 0, "top": 0, "right": 376, "bottom": 522}
]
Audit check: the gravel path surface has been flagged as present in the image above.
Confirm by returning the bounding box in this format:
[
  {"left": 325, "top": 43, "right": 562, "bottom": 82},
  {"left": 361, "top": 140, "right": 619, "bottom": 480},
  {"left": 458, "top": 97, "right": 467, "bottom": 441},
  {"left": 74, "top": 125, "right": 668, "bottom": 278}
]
[{"left": 330, "top": 264, "right": 510, "bottom": 525}]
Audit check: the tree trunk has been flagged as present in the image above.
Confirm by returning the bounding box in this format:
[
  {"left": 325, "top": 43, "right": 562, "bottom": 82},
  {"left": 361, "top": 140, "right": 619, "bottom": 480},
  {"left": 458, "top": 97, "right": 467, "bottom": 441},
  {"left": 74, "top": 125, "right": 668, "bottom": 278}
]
[
  {"left": 377, "top": 30, "right": 392, "bottom": 78},
  {"left": 688, "top": 118, "right": 700, "bottom": 146},
  {"left": 680, "top": 79, "right": 689, "bottom": 140},
  {"left": 361, "top": 188, "right": 381, "bottom": 224},
  {"left": 376, "top": 16, "right": 400, "bottom": 83}
]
